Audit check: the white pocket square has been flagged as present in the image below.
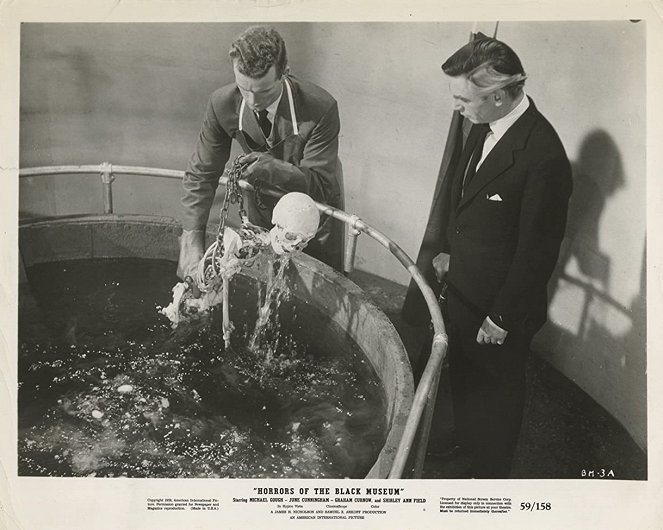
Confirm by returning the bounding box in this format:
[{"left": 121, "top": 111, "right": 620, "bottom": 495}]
[{"left": 487, "top": 193, "right": 503, "bottom": 202}]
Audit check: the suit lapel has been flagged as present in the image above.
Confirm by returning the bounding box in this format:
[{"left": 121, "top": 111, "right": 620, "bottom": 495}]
[
  {"left": 238, "top": 79, "right": 296, "bottom": 149},
  {"left": 457, "top": 99, "right": 539, "bottom": 211},
  {"left": 240, "top": 102, "right": 267, "bottom": 148},
  {"left": 451, "top": 124, "right": 484, "bottom": 208},
  {"left": 431, "top": 111, "right": 467, "bottom": 205}
]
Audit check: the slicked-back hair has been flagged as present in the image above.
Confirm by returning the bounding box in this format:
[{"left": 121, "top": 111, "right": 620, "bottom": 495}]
[
  {"left": 442, "top": 34, "right": 527, "bottom": 97},
  {"left": 229, "top": 25, "right": 288, "bottom": 79}
]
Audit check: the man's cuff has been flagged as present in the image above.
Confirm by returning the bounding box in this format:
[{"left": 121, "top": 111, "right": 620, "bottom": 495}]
[
  {"left": 487, "top": 313, "right": 509, "bottom": 333},
  {"left": 180, "top": 229, "right": 205, "bottom": 251},
  {"left": 181, "top": 228, "right": 205, "bottom": 237}
]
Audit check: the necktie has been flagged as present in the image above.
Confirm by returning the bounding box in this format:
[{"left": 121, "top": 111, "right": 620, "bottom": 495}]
[
  {"left": 256, "top": 109, "right": 272, "bottom": 139},
  {"left": 463, "top": 124, "right": 491, "bottom": 190}
]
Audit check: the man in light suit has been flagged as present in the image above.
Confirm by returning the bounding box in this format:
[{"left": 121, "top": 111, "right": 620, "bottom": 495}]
[
  {"left": 178, "top": 25, "right": 343, "bottom": 278},
  {"left": 403, "top": 35, "right": 572, "bottom": 478}
]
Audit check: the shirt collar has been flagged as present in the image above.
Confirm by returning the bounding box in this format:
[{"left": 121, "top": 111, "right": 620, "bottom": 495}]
[
  {"left": 262, "top": 83, "right": 284, "bottom": 124},
  {"left": 488, "top": 92, "right": 529, "bottom": 139}
]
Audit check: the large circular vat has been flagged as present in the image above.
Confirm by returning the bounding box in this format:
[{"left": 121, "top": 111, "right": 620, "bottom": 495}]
[{"left": 18, "top": 214, "right": 415, "bottom": 478}]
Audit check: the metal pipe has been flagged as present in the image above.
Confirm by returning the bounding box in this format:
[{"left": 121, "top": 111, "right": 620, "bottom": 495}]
[
  {"left": 411, "top": 337, "right": 444, "bottom": 477},
  {"left": 389, "top": 333, "right": 447, "bottom": 478},
  {"left": 20, "top": 164, "right": 105, "bottom": 177},
  {"left": 19, "top": 163, "right": 448, "bottom": 479},
  {"left": 99, "top": 162, "right": 114, "bottom": 214},
  {"left": 344, "top": 215, "right": 361, "bottom": 274},
  {"left": 20, "top": 164, "right": 185, "bottom": 180},
  {"left": 223, "top": 276, "right": 231, "bottom": 348}
]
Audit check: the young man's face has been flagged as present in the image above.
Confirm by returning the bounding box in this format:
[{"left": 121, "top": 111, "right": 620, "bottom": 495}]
[
  {"left": 233, "top": 62, "right": 283, "bottom": 113},
  {"left": 448, "top": 75, "right": 501, "bottom": 124}
]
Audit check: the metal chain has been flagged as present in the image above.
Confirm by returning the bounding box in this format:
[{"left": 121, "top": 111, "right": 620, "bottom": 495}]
[
  {"left": 253, "top": 179, "right": 268, "bottom": 211},
  {"left": 216, "top": 155, "right": 250, "bottom": 243}
]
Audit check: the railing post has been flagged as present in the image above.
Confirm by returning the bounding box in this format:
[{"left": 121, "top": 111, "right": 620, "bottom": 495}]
[
  {"left": 411, "top": 333, "right": 446, "bottom": 477},
  {"left": 99, "top": 162, "right": 114, "bottom": 214},
  {"left": 388, "top": 329, "right": 448, "bottom": 479},
  {"left": 344, "top": 214, "right": 361, "bottom": 274}
]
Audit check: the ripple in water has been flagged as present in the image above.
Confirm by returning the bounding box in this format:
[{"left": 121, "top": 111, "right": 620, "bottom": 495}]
[{"left": 18, "top": 259, "right": 387, "bottom": 478}]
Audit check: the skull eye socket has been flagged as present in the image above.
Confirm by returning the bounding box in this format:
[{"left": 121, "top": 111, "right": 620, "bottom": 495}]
[{"left": 274, "top": 225, "right": 300, "bottom": 241}]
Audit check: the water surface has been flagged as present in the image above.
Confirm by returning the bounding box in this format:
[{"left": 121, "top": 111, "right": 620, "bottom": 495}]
[{"left": 19, "top": 259, "right": 387, "bottom": 478}]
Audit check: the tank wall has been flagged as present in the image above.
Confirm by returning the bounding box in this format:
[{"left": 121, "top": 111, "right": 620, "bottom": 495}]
[
  {"left": 19, "top": 21, "right": 646, "bottom": 449},
  {"left": 19, "top": 217, "right": 414, "bottom": 478}
]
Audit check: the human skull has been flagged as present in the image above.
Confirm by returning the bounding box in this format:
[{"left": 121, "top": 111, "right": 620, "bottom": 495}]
[{"left": 270, "top": 192, "right": 320, "bottom": 255}]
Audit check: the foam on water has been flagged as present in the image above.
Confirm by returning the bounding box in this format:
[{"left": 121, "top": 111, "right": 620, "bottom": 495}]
[{"left": 18, "top": 259, "right": 387, "bottom": 478}]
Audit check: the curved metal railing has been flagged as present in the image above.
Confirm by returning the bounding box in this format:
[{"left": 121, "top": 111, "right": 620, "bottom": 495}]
[{"left": 19, "top": 163, "right": 448, "bottom": 478}]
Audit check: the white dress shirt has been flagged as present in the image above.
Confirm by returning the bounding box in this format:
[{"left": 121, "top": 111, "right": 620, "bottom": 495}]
[
  {"left": 477, "top": 92, "right": 530, "bottom": 170},
  {"left": 261, "top": 84, "right": 284, "bottom": 125}
]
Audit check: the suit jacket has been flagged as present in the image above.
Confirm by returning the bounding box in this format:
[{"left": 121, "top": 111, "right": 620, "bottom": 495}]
[
  {"left": 404, "top": 98, "right": 572, "bottom": 334},
  {"left": 181, "top": 75, "right": 344, "bottom": 270}
]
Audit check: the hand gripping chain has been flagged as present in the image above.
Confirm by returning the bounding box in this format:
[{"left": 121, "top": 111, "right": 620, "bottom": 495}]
[
  {"left": 191, "top": 156, "right": 271, "bottom": 347},
  {"left": 194, "top": 156, "right": 250, "bottom": 292}
]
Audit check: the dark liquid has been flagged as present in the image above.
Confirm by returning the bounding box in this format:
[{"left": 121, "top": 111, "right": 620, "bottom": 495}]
[{"left": 18, "top": 259, "right": 387, "bottom": 478}]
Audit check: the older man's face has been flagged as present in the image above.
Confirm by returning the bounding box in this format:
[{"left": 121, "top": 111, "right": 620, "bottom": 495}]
[
  {"left": 449, "top": 76, "right": 500, "bottom": 124},
  {"left": 233, "top": 62, "right": 283, "bottom": 113}
]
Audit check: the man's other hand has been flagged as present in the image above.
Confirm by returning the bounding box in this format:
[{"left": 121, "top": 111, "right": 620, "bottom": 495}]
[
  {"left": 432, "top": 252, "right": 451, "bottom": 282},
  {"left": 476, "top": 316, "right": 508, "bottom": 345},
  {"left": 177, "top": 229, "right": 205, "bottom": 280},
  {"left": 241, "top": 152, "right": 275, "bottom": 183}
]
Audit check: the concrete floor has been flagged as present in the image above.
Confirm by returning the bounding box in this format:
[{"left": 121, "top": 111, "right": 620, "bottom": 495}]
[{"left": 349, "top": 269, "right": 647, "bottom": 480}]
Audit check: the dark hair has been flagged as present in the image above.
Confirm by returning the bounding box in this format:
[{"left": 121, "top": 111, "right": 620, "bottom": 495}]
[
  {"left": 442, "top": 34, "right": 526, "bottom": 97},
  {"left": 229, "top": 25, "right": 288, "bottom": 78}
]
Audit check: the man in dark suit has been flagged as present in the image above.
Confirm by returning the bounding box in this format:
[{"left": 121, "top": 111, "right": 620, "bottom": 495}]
[
  {"left": 178, "top": 25, "right": 343, "bottom": 279},
  {"left": 403, "top": 35, "right": 572, "bottom": 478}
]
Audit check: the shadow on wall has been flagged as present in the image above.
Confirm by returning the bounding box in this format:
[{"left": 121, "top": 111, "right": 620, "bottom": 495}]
[
  {"left": 555, "top": 129, "right": 627, "bottom": 333},
  {"left": 535, "top": 129, "right": 647, "bottom": 449},
  {"left": 567, "top": 130, "right": 624, "bottom": 283}
]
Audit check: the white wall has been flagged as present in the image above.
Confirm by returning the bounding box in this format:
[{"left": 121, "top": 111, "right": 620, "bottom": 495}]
[
  {"left": 292, "top": 21, "right": 648, "bottom": 449},
  {"left": 19, "top": 21, "right": 647, "bottom": 448},
  {"left": 503, "top": 21, "right": 646, "bottom": 449},
  {"left": 296, "top": 22, "right": 469, "bottom": 279}
]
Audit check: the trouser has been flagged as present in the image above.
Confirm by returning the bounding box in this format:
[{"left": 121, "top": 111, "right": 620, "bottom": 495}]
[{"left": 446, "top": 289, "right": 530, "bottom": 479}]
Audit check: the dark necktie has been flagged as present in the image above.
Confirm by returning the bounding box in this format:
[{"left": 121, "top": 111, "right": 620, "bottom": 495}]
[
  {"left": 256, "top": 109, "right": 272, "bottom": 139},
  {"left": 463, "top": 124, "right": 491, "bottom": 190}
]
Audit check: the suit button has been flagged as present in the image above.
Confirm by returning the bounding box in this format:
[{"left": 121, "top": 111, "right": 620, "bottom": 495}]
[{"left": 455, "top": 227, "right": 461, "bottom": 234}]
